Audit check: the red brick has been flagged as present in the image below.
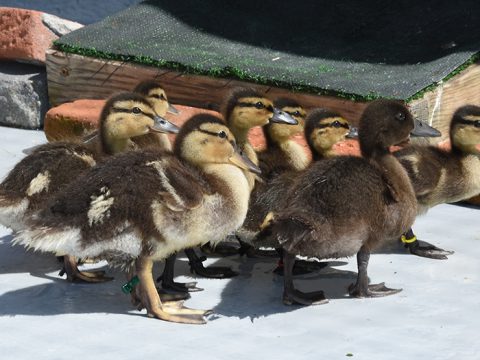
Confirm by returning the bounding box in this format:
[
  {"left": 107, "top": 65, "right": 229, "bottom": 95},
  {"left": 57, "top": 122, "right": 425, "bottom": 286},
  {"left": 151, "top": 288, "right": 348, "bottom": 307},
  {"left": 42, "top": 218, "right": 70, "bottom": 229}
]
[{"left": 0, "top": 7, "right": 57, "bottom": 64}]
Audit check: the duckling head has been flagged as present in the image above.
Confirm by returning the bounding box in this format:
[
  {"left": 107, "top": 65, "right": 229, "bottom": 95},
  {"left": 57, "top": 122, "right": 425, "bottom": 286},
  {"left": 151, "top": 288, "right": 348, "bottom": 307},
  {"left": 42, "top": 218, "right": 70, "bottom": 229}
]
[
  {"left": 174, "top": 113, "right": 261, "bottom": 174},
  {"left": 133, "top": 80, "right": 179, "bottom": 116},
  {"left": 450, "top": 105, "right": 480, "bottom": 154},
  {"left": 100, "top": 92, "right": 178, "bottom": 154},
  {"left": 304, "top": 108, "right": 355, "bottom": 159},
  {"left": 263, "top": 98, "right": 306, "bottom": 146},
  {"left": 223, "top": 88, "right": 297, "bottom": 141}
]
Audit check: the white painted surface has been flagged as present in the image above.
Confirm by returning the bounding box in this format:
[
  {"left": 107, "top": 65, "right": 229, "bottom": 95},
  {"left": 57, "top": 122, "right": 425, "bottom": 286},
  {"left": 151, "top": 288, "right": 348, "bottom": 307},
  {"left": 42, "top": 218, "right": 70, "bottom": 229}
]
[{"left": 0, "top": 127, "right": 479, "bottom": 360}]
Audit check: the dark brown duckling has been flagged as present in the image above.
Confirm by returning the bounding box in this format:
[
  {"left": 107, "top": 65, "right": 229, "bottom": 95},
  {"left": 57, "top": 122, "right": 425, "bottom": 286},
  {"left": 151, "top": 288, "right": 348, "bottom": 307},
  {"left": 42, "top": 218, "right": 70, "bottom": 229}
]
[
  {"left": 14, "top": 114, "right": 259, "bottom": 324},
  {"left": 243, "top": 109, "right": 357, "bottom": 271},
  {"left": 256, "top": 99, "right": 438, "bottom": 305},
  {"left": 158, "top": 88, "right": 298, "bottom": 291},
  {"left": 395, "top": 105, "right": 480, "bottom": 259},
  {"left": 0, "top": 92, "right": 178, "bottom": 282}
]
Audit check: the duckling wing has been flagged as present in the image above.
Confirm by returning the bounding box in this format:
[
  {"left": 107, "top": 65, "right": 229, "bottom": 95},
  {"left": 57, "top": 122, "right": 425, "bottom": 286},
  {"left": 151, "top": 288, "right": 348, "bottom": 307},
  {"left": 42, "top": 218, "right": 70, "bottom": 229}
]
[
  {"left": 395, "top": 146, "right": 446, "bottom": 198},
  {"left": 146, "top": 157, "right": 211, "bottom": 212}
]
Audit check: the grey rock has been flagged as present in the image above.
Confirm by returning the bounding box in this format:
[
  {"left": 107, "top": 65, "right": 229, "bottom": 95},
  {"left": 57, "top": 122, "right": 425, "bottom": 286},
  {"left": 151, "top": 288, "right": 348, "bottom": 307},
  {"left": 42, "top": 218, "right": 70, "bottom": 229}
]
[
  {"left": 41, "top": 13, "right": 83, "bottom": 37},
  {"left": 0, "top": 62, "right": 49, "bottom": 129}
]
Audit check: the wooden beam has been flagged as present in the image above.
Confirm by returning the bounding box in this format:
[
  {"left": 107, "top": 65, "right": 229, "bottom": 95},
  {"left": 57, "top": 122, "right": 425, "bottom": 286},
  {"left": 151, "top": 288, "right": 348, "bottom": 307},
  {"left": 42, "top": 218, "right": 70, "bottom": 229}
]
[
  {"left": 409, "top": 61, "right": 480, "bottom": 142},
  {"left": 45, "top": 49, "right": 367, "bottom": 126}
]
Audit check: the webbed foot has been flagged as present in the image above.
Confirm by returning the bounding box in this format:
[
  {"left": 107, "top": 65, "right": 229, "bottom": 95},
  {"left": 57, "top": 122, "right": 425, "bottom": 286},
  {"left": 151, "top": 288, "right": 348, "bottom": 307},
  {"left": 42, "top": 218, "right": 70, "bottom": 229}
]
[
  {"left": 283, "top": 288, "right": 329, "bottom": 306},
  {"left": 186, "top": 248, "right": 238, "bottom": 279},
  {"left": 348, "top": 282, "right": 402, "bottom": 298},
  {"left": 61, "top": 255, "right": 113, "bottom": 283},
  {"left": 274, "top": 259, "right": 329, "bottom": 276},
  {"left": 407, "top": 239, "right": 454, "bottom": 260}
]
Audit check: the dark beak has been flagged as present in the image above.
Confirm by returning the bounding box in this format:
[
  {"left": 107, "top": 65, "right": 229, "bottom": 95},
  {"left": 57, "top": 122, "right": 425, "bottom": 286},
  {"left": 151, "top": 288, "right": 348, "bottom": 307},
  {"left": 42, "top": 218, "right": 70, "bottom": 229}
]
[
  {"left": 167, "top": 103, "right": 180, "bottom": 115},
  {"left": 229, "top": 146, "right": 262, "bottom": 175},
  {"left": 150, "top": 115, "right": 180, "bottom": 134},
  {"left": 346, "top": 126, "right": 359, "bottom": 139},
  {"left": 270, "top": 108, "right": 298, "bottom": 125},
  {"left": 411, "top": 119, "right": 441, "bottom": 137}
]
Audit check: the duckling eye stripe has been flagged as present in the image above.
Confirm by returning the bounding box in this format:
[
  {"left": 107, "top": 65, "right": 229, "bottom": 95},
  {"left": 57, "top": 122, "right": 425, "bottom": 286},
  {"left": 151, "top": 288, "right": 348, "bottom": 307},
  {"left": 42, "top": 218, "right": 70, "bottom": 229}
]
[
  {"left": 197, "top": 128, "right": 223, "bottom": 137},
  {"left": 111, "top": 107, "right": 155, "bottom": 120},
  {"left": 286, "top": 111, "right": 306, "bottom": 118},
  {"left": 457, "top": 118, "right": 480, "bottom": 127},
  {"left": 317, "top": 122, "right": 349, "bottom": 129}
]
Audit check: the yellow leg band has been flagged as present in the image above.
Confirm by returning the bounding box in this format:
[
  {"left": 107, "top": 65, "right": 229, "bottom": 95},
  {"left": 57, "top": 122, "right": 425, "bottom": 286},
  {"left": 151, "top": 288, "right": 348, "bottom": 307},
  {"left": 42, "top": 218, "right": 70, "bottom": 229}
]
[{"left": 401, "top": 235, "right": 417, "bottom": 244}]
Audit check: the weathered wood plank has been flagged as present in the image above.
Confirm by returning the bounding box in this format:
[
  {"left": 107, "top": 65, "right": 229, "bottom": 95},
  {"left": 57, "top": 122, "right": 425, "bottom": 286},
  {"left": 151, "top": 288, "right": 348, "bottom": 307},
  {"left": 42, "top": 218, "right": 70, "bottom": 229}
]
[
  {"left": 409, "top": 61, "right": 480, "bottom": 142},
  {"left": 46, "top": 49, "right": 367, "bottom": 126}
]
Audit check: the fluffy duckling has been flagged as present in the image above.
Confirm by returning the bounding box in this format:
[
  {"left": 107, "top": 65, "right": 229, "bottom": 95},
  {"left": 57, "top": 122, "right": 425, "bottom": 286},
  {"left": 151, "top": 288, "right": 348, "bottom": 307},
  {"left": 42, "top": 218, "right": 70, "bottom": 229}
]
[
  {"left": 257, "top": 98, "right": 308, "bottom": 179},
  {"left": 0, "top": 92, "right": 178, "bottom": 282},
  {"left": 394, "top": 105, "right": 480, "bottom": 259},
  {"left": 130, "top": 80, "right": 180, "bottom": 151},
  {"left": 257, "top": 99, "right": 438, "bottom": 305},
  {"left": 14, "top": 114, "right": 260, "bottom": 324},
  {"left": 158, "top": 88, "right": 298, "bottom": 291},
  {"left": 244, "top": 109, "right": 356, "bottom": 267}
]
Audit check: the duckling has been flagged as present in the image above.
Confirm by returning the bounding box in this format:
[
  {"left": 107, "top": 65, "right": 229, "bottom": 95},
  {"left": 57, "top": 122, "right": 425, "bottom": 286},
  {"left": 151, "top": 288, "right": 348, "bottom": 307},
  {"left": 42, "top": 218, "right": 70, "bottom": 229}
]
[
  {"left": 158, "top": 89, "right": 298, "bottom": 292},
  {"left": 14, "top": 114, "right": 260, "bottom": 324},
  {"left": 394, "top": 105, "right": 480, "bottom": 259},
  {"left": 244, "top": 108, "right": 357, "bottom": 270},
  {"left": 257, "top": 98, "right": 308, "bottom": 179},
  {"left": 256, "top": 99, "right": 439, "bottom": 305},
  {"left": 0, "top": 92, "right": 178, "bottom": 282}
]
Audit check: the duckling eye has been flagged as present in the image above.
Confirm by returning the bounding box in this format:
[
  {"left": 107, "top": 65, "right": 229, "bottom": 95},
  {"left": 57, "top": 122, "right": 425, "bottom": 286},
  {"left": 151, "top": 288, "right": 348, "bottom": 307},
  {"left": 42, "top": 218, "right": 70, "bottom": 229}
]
[
  {"left": 255, "top": 102, "right": 265, "bottom": 110},
  {"left": 218, "top": 130, "right": 227, "bottom": 139},
  {"left": 474, "top": 120, "right": 480, "bottom": 128},
  {"left": 132, "top": 107, "right": 142, "bottom": 114},
  {"left": 395, "top": 112, "right": 406, "bottom": 122},
  {"left": 291, "top": 111, "right": 301, "bottom": 117},
  {"left": 332, "top": 121, "right": 342, "bottom": 128}
]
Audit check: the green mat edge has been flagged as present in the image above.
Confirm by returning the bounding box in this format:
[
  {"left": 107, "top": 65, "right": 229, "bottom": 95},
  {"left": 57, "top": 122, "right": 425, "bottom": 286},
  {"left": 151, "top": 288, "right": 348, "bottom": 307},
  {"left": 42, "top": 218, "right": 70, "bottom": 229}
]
[{"left": 53, "top": 41, "right": 480, "bottom": 103}]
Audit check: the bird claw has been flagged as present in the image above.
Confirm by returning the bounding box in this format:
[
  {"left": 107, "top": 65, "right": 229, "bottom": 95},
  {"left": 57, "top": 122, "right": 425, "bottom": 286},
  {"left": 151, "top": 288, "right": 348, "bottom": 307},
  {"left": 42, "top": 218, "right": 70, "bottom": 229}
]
[
  {"left": 283, "top": 289, "right": 329, "bottom": 306},
  {"left": 349, "top": 282, "right": 402, "bottom": 298},
  {"left": 407, "top": 239, "right": 454, "bottom": 260}
]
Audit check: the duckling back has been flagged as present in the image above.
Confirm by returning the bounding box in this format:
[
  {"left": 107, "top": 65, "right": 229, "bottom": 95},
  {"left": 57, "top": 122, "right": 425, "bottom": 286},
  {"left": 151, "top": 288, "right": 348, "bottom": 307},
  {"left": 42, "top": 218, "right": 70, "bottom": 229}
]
[
  {"left": 0, "top": 142, "right": 98, "bottom": 231},
  {"left": 261, "top": 155, "right": 417, "bottom": 258}
]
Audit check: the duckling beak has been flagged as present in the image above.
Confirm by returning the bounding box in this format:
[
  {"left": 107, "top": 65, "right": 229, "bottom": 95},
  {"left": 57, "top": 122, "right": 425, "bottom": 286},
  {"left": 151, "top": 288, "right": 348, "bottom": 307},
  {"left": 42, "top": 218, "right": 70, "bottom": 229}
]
[
  {"left": 150, "top": 116, "right": 180, "bottom": 134},
  {"left": 411, "top": 119, "right": 441, "bottom": 137},
  {"left": 270, "top": 108, "right": 298, "bottom": 125},
  {"left": 167, "top": 103, "right": 180, "bottom": 115},
  {"left": 229, "top": 147, "right": 262, "bottom": 175},
  {"left": 346, "top": 126, "right": 359, "bottom": 139}
]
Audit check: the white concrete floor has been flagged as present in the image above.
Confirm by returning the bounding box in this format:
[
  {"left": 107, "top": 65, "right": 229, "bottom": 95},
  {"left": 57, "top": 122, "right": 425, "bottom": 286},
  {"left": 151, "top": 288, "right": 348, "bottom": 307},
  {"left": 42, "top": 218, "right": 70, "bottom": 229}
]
[{"left": 0, "top": 127, "right": 479, "bottom": 360}]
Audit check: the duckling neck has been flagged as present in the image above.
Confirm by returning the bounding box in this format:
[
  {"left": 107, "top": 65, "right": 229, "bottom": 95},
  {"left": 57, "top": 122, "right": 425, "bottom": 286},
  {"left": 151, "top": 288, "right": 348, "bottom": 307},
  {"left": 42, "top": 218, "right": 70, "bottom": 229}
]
[
  {"left": 452, "top": 142, "right": 480, "bottom": 156},
  {"left": 278, "top": 140, "right": 309, "bottom": 170},
  {"left": 101, "top": 134, "right": 131, "bottom": 155},
  {"left": 229, "top": 125, "right": 250, "bottom": 148}
]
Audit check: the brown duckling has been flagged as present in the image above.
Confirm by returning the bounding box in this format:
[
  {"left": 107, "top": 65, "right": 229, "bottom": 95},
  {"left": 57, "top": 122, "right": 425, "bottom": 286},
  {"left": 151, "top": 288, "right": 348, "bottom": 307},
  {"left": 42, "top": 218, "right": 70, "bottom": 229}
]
[
  {"left": 256, "top": 99, "right": 439, "bottom": 305},
  {"left": 244, "top": 108, "right": 357, "bottom": 270},
  {"left": 14, "top": 114, "right": 260, "bottom": 324},
  {"left": 158, "top": 88, "right": 298, "bottom": 292},
  {"left": 0, "top": 92, "right": 178, "bottom": 282},
  {"left": 394, "top": 105, "right": 480, "bottom": 259}
]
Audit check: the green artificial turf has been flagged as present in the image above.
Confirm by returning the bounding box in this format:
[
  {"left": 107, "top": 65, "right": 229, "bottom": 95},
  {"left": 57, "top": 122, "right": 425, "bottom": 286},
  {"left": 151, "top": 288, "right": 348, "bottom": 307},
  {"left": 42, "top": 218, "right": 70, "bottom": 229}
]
[{"left": 55, "top": 0, "right": 480, "bottom": 101}]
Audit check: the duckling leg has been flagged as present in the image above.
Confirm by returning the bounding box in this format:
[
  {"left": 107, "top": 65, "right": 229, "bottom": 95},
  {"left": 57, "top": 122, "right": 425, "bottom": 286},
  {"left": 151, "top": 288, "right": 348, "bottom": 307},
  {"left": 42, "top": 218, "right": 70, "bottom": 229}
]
[
  {"left": 61, "top": 255, "right": 113, "bottom": 283},
  {"left": 401, "top": 228, "right": 454, "bottom": 260},
  {"left": 186, "top": 248, "right": 238, "bottom": 278},
  {"left": 273, "top": 248, "right": 329, "bottom": 275},
  {"left": 349, "top": 246, "right": 402, "bottom": 298},
  {"left": 157, "top": 253, "right": 203, "bottom": 292},
  {"left": 282, "top": 251, "right": 328, "bottom": 306},
  {"left": 136, "top": 256, "right": 209, "bottom": 324}
]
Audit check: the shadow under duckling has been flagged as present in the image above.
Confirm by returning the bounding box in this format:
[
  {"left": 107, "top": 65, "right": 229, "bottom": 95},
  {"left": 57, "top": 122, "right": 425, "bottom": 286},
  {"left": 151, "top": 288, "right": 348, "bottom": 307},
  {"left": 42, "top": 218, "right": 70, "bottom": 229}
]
[
  {"left": 0, "top": 92, "right": 178, "bottom": 282},
  {"left": 256, "top": 99, "right": 439, "bottom": 305},
  {"left": 394, "top": 105, "right": 480, "bottom": 259},
  {"left": 13, "top": 114, "right": 260, "bottom": 324}
]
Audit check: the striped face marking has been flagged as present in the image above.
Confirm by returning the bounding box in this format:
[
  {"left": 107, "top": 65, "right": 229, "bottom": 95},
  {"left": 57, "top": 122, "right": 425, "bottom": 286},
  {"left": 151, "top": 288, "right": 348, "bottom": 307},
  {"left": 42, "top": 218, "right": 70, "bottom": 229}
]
[
  {"left": 146, "top": 88, "right": 169, "bottom": 117},
  {"left": 230, "top": 97, "right": 275, "bottom": 128}
]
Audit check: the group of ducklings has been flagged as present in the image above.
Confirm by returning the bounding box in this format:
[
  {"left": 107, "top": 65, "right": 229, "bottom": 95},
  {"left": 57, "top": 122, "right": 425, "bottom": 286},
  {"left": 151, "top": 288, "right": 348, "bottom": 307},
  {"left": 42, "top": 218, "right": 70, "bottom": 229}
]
[{"left": 1, "top": 79, "right": 480, "bottom": 325}]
